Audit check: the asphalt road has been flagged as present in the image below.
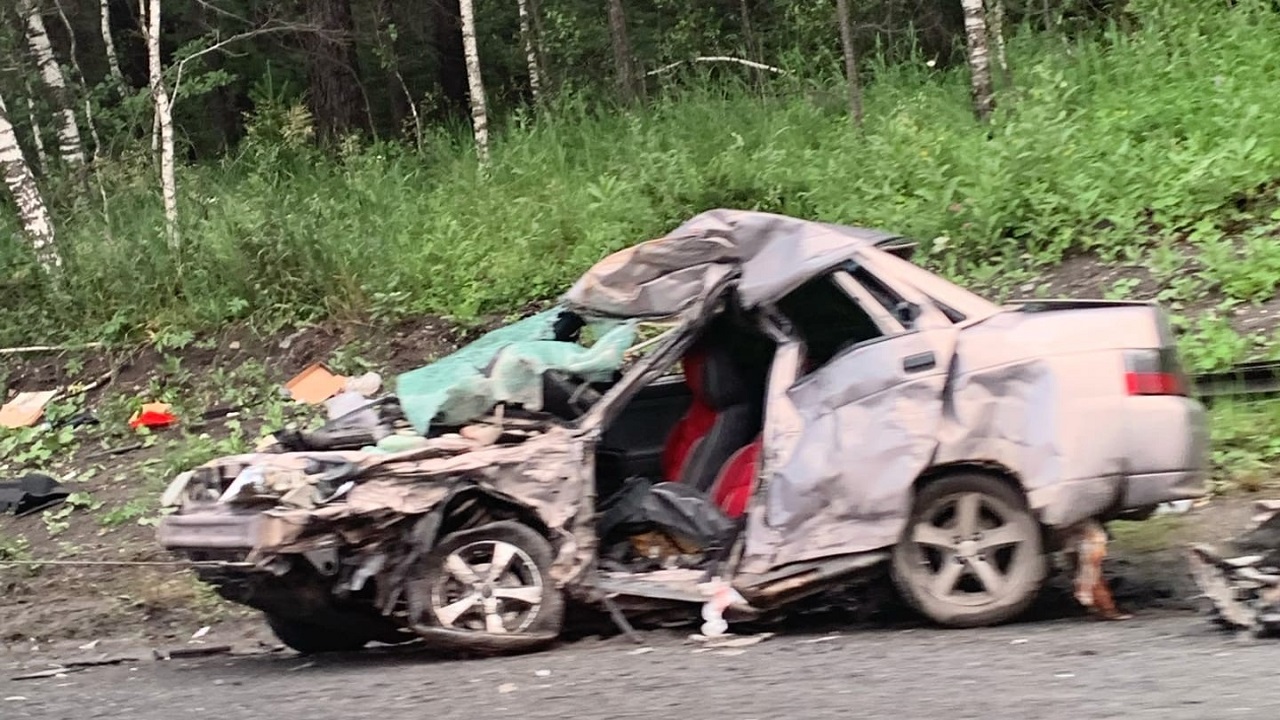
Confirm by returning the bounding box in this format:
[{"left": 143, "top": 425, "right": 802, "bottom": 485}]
[{"left": 3, "top": 612, "right": 1279, "bottom": 720}]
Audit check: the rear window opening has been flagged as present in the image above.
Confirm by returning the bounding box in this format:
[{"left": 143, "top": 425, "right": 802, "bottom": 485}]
[{"left": 777, "top": 274, "right": 885, "bottom": 370}]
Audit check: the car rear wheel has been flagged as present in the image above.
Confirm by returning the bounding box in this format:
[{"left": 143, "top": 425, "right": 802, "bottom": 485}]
[
  {"left": 891, "top": 473, "right": 1046, "bottom": 628},
  {"left": 407, "top": 521, "right": 564, "bottom": 653}
]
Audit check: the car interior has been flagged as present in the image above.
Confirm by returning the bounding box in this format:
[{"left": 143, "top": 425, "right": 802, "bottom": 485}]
[{"left": 586, "top": 271, "right": 892, "bottom": 573}]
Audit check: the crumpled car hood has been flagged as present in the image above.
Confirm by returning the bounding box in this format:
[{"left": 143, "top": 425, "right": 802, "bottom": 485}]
[{"left": 175, "top": 426, "right": 587, "bottom": 553}]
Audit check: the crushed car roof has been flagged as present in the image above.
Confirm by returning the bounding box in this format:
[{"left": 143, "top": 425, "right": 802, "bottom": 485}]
[{"left": 562, "top": 209, "right": 904, "bottom": 318}]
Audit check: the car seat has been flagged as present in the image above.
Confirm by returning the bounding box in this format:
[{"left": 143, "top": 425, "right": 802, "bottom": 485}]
[
  {"left": 707, "top": 436, "right": 762, "bottom": 519},
  {"left": 659, "top": 347, "right": 716, "bottom": 482},
  {"left": 667, "top": 343, "right": 764, "bottom": 493}
]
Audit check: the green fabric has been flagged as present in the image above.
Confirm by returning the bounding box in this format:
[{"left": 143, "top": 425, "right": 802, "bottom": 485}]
[{"left": 395, "top": 309, "right": 636, "bottom": 434}]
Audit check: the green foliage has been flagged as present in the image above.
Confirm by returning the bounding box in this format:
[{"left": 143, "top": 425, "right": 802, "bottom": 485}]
[
  {"left": 41, "top": 491, "right": 101, "bottom": 537},
  {"left": 1207, "top": 398, "right": 1280, "bottom": 493},
  {"left": 2, "top": 1, "right": 1280, "bottom": 359}
]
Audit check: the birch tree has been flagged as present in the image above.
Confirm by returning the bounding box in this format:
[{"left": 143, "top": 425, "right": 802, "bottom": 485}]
[
  {"left": 459, "top": 0, "right": 491, "bottom": 164},
  {"left": 608, "top": 0, "right": 639, "bottom": 104},
  {"left": 143, "top": 0, "right": 179, "bottom": 249},
  {"left": 960, "top": 0, "right": 995, "bottom": 122},
  {"left": 99, "top": 0, "right": 124, "bottom": 83},
  {"left": 987, "top": 0, "right": 1010, "bottom": 87},
  {"left": 834, "top": 0, "right": 864, "bottom": 130},
  {"left": 517, "top": 0, "right": 543, "bottom": 104},
  {"left": 24, "top": 87, "right": 49, "bottom": 171},
  {"left": 0, "top": 92, "right": 61, "bottom": 272},
  {"left": 19, "top": 0, "right": 84, "bottom": 166}
]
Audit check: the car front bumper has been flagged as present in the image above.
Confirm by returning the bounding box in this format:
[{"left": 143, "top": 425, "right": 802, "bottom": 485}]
[{"left": 157, "top": 510, "right": 262, "bottom": 553}]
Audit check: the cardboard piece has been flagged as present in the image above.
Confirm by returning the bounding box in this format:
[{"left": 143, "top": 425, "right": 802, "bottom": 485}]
[
  {"left": 284, "top": 363, "right": 347, "bottom": 404},
  {"left": 0, "top": 390, "right": 57, "bottom": 429}
]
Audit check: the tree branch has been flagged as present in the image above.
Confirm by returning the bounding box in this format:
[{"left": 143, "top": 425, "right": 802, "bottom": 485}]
[
  {"left": 645, "top": 56, "right": 789, "bottom": 78},
  {"left": 172, "top": 22, "right": 323, "bottom": 100}
]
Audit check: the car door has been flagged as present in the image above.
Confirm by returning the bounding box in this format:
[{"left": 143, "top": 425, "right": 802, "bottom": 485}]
[{"left": 746, "top": 253, "right": 961, "bottom": 569}]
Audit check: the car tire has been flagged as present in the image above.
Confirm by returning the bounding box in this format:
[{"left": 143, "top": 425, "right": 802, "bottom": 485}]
[
  {"left": 264, "top": 614, "right": 371, "bottom": 654},
  {"left": 409, "top": 521, "right": 564, "bottom": 652},
  {"left": 891, "top": 472, "right": 1046, "bottom": 628}
]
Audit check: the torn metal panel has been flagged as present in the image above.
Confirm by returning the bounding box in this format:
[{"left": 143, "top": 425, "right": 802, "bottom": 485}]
[
  {"left": 170, "top": 428, "right": 588, "bottom": 570},
  {"left": 741, "top": 326, "right": 957, "bottom": 572}
]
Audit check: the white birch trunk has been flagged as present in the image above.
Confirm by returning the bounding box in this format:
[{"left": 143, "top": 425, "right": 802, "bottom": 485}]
[
  {"left": 0, "top": 92, "right": 62, "bottom": 272},
  {"left": 960, "top": 0, "right": 995, "bottom": 122},
  {"left": 986, "top": 0, "right": 1010, "bottom": 85},
  {"left": 24, "top": 90, "right": 49, "bottom": 171},
  {"left": 459, "top": 0, "right": 491, "bottom": 165},
  {"left": 100, "top": 0, "right": 124, "bottom": 82},
  {"left": 145, "top": 0, "right": 179, "bottom": 248},
  {"left": 53, "top": 0, "right": 104, "bottom": 159},
  {"left": 19, "top": 0, "right": 84, "bottom": 166},
  {"left": 517, "top": 0, "right": 543, "bottom": 104}
]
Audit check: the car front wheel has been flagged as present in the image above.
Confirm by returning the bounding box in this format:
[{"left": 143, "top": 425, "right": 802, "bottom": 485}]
[
  {"left": 406, "top": 521, "right": 564, "bottom": 653},
  {"left": 891, "top": 473, "right": 1046, "bottom": 628}
]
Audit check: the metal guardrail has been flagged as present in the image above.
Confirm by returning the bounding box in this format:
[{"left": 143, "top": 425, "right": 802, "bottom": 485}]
[{"left": 1191, "top": 361, "right": 1280, "bottom": 401}]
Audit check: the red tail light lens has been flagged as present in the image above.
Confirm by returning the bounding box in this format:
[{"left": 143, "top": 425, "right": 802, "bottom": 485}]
[{"left": 1124, "top": 348, "right": 1188, "bottom": 396}]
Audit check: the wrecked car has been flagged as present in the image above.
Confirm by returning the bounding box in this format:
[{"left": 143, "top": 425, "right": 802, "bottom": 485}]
[{"left": 156, "top": 209, "right": 1209, "bottom": 654}]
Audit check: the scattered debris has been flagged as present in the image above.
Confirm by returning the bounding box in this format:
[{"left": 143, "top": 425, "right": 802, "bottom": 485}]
[
  {"left": 692, "top": 632, "right": 774, "bottom": 649},
  {"left": 0, "top": 341, "right": 104, "bottom": 355},
  {"left": 85, "top": 443, "right": 144, "bottom": 459},
  {"left": 190, "top": 626, "right": 211, "bottom": 641},
  {"left": 77, "top": 640, "right": 100, "bottom": 651},
  {"left": 288, "top": 662, "right": 316, "bottom": 672},
  {"left": 61, "top": 653, "right": 140, "bottom": 669},
  {"left": 11, "top": 666, "right": 83, "bottom": 681},
  {"left": 601, "top": 595, "right": 644, "bottom": 645},
  {"left": 0, "top": 473, "right": 69, "bottom": 516},
  {"left": 285, "top": 363, "right": 347, "bottom": 404},
  {"left": 5, "top": 696, "right": 28, "bottom": 701},
  {"left": 0, "top": 390, "right": 57, "bottom": 428},
  {"left": 498, "top": 682, "right": 518, "bottom": 694},
  {"left": 344, "top": 372, "right": 382, "bottom": 397},
  {"left": 129, "top": 402, "right": 177, "bottom": 430},
  {"left": 1189, "top": 499, "right": 1280, "bottom": 637},
  {"left": 152, "top": 644, "right": 232, "bottom": 660},
  {"left": 1155, "top": 500, "right": 1195, "bottom": 516},
  {"left": 627, "top": 647, "right": 654, "bottom": 655},
  {"left": 535, "top": 669, "right": 551, "bottom": 677},
  {"left": 800, "top": 635, "right": 840, "bottom": 644},
  {"left": 699, "top": 582, "right": 747, "bottom": 637}
]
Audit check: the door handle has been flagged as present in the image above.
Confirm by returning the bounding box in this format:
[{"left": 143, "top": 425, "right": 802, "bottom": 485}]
[{"left": 903, "top": 351, "right": 936, "bottom": 373}]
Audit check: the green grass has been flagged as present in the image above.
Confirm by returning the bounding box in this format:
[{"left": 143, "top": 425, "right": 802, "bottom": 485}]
[
  {"left": 1205, "top": 397, "right": 1280, "bottom": 493},
  {"left": 3, "top": 1, "right": 1280, "bottom": 361}
]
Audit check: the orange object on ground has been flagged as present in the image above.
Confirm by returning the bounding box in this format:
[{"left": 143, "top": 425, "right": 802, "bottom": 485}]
[
  {"left": 284, "top": 363, "right": 347, "bottom": 404},
  {"left": 129, "top": 402, "right": 178, "bottom": 430},
  {"left": 0, "top": 390, "right": 57, "bottom": 429}
]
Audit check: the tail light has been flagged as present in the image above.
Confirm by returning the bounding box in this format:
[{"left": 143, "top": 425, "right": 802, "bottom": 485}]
[{"left": 1124, "top": 348, "right": 1188, "bottom": 396}]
